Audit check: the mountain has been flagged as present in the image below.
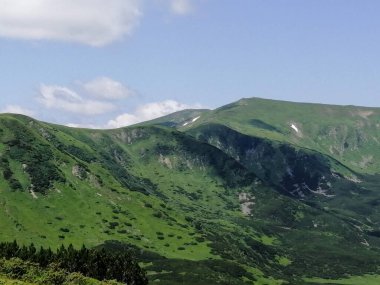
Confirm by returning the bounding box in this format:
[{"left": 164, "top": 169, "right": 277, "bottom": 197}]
[
  {"left": 150, "top": 97, "right": 380, "bottom": 174},
  {"left": 0, "top": 97, "right": 380, "bottom": 284}
]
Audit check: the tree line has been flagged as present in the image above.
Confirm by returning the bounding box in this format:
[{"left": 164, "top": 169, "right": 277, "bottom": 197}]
[{"left": 0, "top": 240, "right": 148, "bottom": 285}]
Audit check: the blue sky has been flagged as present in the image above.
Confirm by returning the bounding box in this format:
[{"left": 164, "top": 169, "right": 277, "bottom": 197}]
[{"left": 0, "top": 0, "right": 379, "bottom": 128}]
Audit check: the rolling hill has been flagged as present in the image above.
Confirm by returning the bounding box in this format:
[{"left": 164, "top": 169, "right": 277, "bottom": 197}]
[{"left": 1, "top": 97, "right": 380, "bottom": 284}]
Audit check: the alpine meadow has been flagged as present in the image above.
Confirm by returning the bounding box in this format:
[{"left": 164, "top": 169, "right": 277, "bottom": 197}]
[{"left": 0, "top": 98, "right": 380, "bottom": 284}]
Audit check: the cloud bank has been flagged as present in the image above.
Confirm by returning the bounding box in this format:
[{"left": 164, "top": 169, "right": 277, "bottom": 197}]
[
  {"left": 37, "top": 77, "right": 134, "bottom": 116},
  {"left": 82, "top": 77, "right": 135, "bottom": 99},
  {"left": 38, "top": 84, "right": 116, "bottom": 115},
  {"left": 0, "top": 0, "right": 142, "bottom": 46},
  {"left": 0, "top": 0, "right": 196, "bottom": 46},
  {"left": 107, "top": 100, "right": 201, "bottom": 128},
  {"left": 34, "top": 77, "right": 203, "bottom": 129}
]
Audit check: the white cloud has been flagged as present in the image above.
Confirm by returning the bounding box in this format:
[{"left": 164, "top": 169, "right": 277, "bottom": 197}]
[
  {"left": 82, "top": 77, "right": 135, "bottom": 99},
  {"left": 107, "top": 99, "right": 202, "bottom": 128},
  {"left": 1, "top": 105, "right": 35, "bottom": 116},
  {"left": 0, "top": 0, "right": 142, "bottom": 46},
  {"left": 107, "top": 113, "right": 140, "bottom": 128},
  {"left": 38, "top": 84, "right": 115, "bottom": 115},
  {"left": 170, "top": 0, "right": 193, "bottom": 15},
  {"left": 65, "top": 122, "right": 100, "bottom": 129}
]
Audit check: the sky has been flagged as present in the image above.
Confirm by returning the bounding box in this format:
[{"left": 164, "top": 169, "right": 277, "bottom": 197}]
[{"left": 0, "top": 0, "right": 380, "bottom": 128}]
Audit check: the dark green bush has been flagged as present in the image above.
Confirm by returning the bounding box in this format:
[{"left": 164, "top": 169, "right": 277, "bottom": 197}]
[{"left": 0, "top": 241, "right": 148, "bottom": 284}]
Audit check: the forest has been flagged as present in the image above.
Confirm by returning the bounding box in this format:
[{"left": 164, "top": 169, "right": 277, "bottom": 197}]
[{"left": 0, "top": 241, "right": 148, "bottom": 284}]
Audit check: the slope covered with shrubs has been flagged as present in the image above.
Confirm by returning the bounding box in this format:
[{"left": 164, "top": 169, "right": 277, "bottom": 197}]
[{"left": 0, "top": 241, "right": 147, "bottom": 285}]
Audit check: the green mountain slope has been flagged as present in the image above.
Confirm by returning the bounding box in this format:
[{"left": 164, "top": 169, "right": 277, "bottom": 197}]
[
  {"left": 0, "top": 96, "right": 380, "bottom": 284},
  {"left": 151, "top": 97, "right": 380, "bottom": 174},
  {"left": 0, "top": 114, "right": 282, "bottom": 284}
]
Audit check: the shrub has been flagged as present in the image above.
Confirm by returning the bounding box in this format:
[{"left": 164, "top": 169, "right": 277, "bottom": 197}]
[
  {"left": 9, "top": 178, "right": 22, "bottom": 191},
  {"left": 42, "top": 267, "right": 66, "bottom": 284},
  {"left": 3, "top": 168, "right": 12, "bottom": 180},
  {"left": 195, "top": 237, "right": 205, "bottom": 243},
  {"left": 0, "top": 241, "right": 148, "bottom": 284},
  {"left": 0, "top": 258, "right": 28, "bottom": 278}
]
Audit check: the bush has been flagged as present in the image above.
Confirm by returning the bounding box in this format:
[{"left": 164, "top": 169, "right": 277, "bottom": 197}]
[
  {"left": 3, "top": 168, "right": 12, "bottom": 180},
  {"left": 152, "top": 212, "right": 162, "bottom": 218},
  {"left": 0, "top": 241, "right": 148, "bottom": 284},
  {"left": 195, "top": 237, "right": 205, "bottom": 243},
  {"left": 42, "top": 267, "right": 67, "bottom": 284},
  {"left": 0, "top": 258, "right": 29, "bottom": 278},
  {"left": 65, "top": 272, "right": 88, "bottom": 284},
  {"left": 108, "top": 222, "right": 119, "bottom": 229},
  {"left": 9, "top": 178, "right": 22, "bottom": 191}
]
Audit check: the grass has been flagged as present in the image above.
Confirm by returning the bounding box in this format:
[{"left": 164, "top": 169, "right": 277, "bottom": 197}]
[
  {"left": 1, "top": 110, "right": 380, "bottom": 284},
  {"left": 0, "top": 116, "right": 263, "bottom": 284},
  {"left": 178, "top": 97, "right": 380, "bottom": 175},
  {"left": 260, "top": 235, "right": 277, "bottom": 246},
  {"left": 275, "top": 256, "right": 292, "bottom": 266}
]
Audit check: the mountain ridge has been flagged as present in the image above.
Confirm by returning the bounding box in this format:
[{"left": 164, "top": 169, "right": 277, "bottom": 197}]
[
  {"left": 145, "top": 97, "right": 380, "bottom": 175},
  {"left": 1, "top": 97, "right": 380, "bottom": 284}
]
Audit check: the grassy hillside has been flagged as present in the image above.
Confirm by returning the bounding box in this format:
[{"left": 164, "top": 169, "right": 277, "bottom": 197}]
[
  {"left": 1, "top": 102, "right": 380, "bottom": 285},
  {"left": 0, "top": 114, "right": 282, "bottom": 284},
  {"left": 147, "top": 97, "right": 380, "bottom": 174}
]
